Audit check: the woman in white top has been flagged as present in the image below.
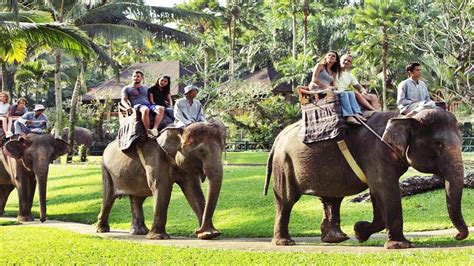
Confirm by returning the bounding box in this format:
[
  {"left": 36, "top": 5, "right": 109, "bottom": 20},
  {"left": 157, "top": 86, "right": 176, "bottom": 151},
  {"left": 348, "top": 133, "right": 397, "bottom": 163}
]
[{"left": 0, "top": 92, "right": 10, "bottom": 135}]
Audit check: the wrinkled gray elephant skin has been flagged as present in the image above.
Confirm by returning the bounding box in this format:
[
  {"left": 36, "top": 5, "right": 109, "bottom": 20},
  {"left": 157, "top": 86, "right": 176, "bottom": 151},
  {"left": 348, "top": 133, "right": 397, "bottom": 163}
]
[
  {"left": 0, "top": 134, "right": 70, "bottom": 222},
  {"left": 51, "top": 127, "right": 94, "bottom": 147},
  {"left": 97, "top": 121, "right": 225, "bottom": 240},
  {"left": 266, "top": 108, "right": 468, "bottom": 249}
]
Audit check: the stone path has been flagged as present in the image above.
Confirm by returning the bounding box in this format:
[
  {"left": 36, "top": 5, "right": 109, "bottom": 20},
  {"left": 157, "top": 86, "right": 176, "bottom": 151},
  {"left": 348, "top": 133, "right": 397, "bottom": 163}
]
[{"left": 1, "top": 217, "right": 473, "bottom": 253}]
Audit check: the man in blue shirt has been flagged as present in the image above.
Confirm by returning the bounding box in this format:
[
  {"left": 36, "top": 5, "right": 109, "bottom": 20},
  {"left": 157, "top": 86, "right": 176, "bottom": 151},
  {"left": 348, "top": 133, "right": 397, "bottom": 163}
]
[
  {"left": 121, "top": 70, "right": 164, "bottom": 137},
  {"left": 14, "top": 104, "right": 49, "bottom": 136}
]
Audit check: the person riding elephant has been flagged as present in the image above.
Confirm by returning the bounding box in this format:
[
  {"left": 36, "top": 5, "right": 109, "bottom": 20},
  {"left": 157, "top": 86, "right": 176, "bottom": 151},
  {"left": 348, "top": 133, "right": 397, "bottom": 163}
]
[
  {"left": 0, "top": 134, "right": 70, "bottom": 221},
  {"left": 265, "top": 108, "right": 469, "bottom": 249},
  {"left": 96, "top": 120, "right": 225, "bottom": 240}
]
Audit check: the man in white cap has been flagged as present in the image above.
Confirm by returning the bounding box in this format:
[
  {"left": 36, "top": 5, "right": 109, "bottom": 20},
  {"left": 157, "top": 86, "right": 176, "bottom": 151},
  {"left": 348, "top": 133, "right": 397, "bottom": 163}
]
[
  {"left": 14, "top": 104, "right": 49, "bottom": 136},
  {"left": 174, "top": 85, "right": 206, "bottom": 128}
]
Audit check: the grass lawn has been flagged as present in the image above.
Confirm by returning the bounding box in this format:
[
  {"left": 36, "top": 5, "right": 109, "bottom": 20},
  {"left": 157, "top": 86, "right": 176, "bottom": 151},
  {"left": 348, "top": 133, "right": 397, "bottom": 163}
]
[
  {"left": 3, "top": 152, "right": 473, "bottom": 238},
  {"left": 1, "top": 152, "right": 473, "bottom": 264},
  {"left": 1, "top": 226, "right": 473, "bottom": 265}
]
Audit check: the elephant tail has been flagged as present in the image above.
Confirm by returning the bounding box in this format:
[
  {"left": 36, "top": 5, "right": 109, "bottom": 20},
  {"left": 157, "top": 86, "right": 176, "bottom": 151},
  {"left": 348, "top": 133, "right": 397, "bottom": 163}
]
[{"left": 264, "top": 145, "right": 275, "bottom": 196}]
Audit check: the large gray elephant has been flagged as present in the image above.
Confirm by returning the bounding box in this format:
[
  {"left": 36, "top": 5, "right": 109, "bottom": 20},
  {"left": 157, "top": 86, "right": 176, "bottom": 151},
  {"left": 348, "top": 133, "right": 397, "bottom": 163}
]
[
  {"left": 265, "top": 108, "right": 469, "bottom": 249},
  {"left": 0, "top": 134, "right": 70, "bottom": 221},
  {"left": 96, "top": 121, "right": 225, "bottom": 239}
]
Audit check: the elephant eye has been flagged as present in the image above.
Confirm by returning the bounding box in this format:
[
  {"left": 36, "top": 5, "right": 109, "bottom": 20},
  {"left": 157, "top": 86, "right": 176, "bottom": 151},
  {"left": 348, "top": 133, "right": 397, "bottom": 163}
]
[{"left": 434, "top": 140, "right": 444, "bottom": 148}]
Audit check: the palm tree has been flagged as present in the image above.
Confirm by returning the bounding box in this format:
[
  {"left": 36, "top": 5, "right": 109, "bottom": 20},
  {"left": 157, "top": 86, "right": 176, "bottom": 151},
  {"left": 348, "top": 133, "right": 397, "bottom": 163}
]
[
  {"left": 353, "top": 0, "right": 404, "bottom": 110},
  {"left": 0, "top": 11, "right": 93, "bottom": 97}
]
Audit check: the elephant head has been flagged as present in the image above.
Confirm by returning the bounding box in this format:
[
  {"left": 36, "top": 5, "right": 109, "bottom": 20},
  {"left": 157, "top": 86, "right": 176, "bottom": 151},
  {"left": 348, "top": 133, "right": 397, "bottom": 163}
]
[
  {"left": 158, "top": 120, "right": 226, "bottom": 238},
  {"left": 4, "top": 134, "right": 70, "bottom": 222},
  {"left": 382, "top": 108, "right": 468, "bottom": 240}
]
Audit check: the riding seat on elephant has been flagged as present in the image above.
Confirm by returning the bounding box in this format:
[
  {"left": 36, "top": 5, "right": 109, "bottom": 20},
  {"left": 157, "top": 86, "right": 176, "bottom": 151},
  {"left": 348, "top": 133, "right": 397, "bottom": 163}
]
[{"left": 117, "top": 102, "right": 173, "bottom": 151}]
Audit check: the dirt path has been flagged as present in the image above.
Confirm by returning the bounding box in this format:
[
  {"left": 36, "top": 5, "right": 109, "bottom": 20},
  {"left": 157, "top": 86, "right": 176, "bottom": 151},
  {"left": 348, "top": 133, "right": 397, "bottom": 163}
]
[{"left": 1, "top": 217, "right": 473, "bottom": 253}]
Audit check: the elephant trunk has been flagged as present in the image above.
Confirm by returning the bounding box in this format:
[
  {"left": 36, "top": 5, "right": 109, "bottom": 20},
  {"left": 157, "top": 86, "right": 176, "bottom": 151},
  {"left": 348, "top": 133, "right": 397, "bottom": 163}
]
[
  {"left": 443, "top": 166, "right": 468, "bottom": 240},
  {"left": 34, "top": 164, "right": 49, "bottom": 223}
]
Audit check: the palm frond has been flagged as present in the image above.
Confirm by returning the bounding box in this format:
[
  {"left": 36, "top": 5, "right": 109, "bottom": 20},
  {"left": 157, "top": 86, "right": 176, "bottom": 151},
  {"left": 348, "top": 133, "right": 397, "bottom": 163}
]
[
  {"left": 150, "top": 6, "right": 218, "bottom": 24},
  {"left": 88, "top": 41, "right": 120, "bottom": 74},
  {"left": 73, "top": 2, "right": 147, "bottom": 25},
  {"left": 0, "top": 11, "right": 53, "bottom": 23},
  {"left": 122, "top": 19, "right": 197, "bottom": 44},
  {"left": 0, "top": 22, "right": 93, "bottom": 63},
  {"left": 80, "top": 24, "right": 150, "bottom": 45}
]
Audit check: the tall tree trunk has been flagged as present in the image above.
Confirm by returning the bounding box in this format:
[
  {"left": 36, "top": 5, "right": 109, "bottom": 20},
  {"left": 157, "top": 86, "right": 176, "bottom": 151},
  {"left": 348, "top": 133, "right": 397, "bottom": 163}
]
[
  {"left": 381, "top": 26, "right": 388, "bottom": 111},
  {"left": 1, "top": 61, "right": 16, "bottom": 97},
  {"left": 67, "top": 59, "right": 84, "bottom": 163},
  {"left": 204, "top": 46, "right": 209, "bottom": 90},
  {"left": 291, "top": 0, "right": 297, "bottom": 60},
  {"left": 302, "top": 0, "right": 309, "bottom": 85},
  {"left": 54, "top": 49, "right": 63, "bottom": 141},
  {"left": 229, "top": 0, "right": 237, "bottom": 81}
]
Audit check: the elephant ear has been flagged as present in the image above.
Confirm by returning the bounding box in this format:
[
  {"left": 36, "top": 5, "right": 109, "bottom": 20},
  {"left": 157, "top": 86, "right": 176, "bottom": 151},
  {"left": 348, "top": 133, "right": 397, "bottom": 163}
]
[
  {"left": 157, "top": 127, "right": 184, "bottom": 158},
  {"left": 52, "top": 138, "right": 71, "bottom": 160},
  {"left": 4, "top": 140, "right": 26, "bottom": 159},
  {"left": 382, "top": 117, "right": 417, "bottom": 155}
]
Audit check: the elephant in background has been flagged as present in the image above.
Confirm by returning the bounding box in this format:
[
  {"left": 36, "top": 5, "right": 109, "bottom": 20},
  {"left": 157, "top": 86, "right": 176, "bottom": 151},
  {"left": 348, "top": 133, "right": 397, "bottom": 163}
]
[
  {"left": 0, "top": 134, "right": 70, "bottom": 221},
  {"left": 96, "top": 121, "right": 225, "bottom": 239},
  {"left": 265, "top": 108, "right": 469, "bottom": 249},
  {"left": 51, "top": 127, "right": 94, "bottom": 161}
]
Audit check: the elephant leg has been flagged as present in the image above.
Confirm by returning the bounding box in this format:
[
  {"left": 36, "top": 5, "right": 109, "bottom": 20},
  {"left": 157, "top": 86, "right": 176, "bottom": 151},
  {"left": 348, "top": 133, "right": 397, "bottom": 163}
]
[
  {"left": 96, "top": 168, "right": 117, "bottom": 233},
  {"left": 320, "top": 197, "right": 350, "bottom": 243},
  {"left": 147, "top": 183, "right": 172, "bottom": 240},
  {"left": 371, "top": 183, "right": 412, "bottom": 249},
  {"left": 354, "top": 191, "right": 385, "bottom": 242},
  {"left": 272, "top": 192, "right": 300, "bottom": 246},
  {"left": 24, "top": 177, "right": 36, "bottom": 217},
  {"left": 0, "top": 184, "right": 14, "bottom": 215},
  {"left": 129, "top": 195, "right": 149, "bottom": 235},
  {"left": 16, "top": 176, "right": 34, "bottom": 222},
  {"left": 177, "top": 179, "right": 205, "bottom": 226}
]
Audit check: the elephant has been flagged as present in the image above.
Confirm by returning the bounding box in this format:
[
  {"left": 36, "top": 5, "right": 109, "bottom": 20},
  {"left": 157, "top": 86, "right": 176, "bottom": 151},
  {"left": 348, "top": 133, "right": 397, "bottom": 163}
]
[
  {"left": 264, "top": 108, "right": 469, "bottom": 249},
  {"left": 0, "top": 133, "right": 70, "bottom": 222},
  {"left": 51, "top": 127, "right": 94, "bottom": 148},
  {"left": 51, "top": 127, "right": 94, "bottom": 161},
  {"left": 96, "top": 121, "right": 225, "bottom": 240}
]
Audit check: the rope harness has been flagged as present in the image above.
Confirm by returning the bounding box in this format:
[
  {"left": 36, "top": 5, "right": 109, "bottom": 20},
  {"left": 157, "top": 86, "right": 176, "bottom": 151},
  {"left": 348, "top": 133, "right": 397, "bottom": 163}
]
[{"left": 337, "top": 116, "right": 411, "bottom": 184}]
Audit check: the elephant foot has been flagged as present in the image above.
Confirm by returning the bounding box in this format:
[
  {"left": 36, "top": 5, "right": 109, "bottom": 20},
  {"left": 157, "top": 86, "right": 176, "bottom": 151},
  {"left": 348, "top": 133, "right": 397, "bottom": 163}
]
[
  {"left": 455, "top": 228, "right": 469, "bottom": 240},
  {"left": 321, "top": 220, "right": 350, "bottom": 243},
  {"left": 321, "top": 230, "right": 350, "bottom": 243},
  {"left": 0, "top": 210, "right": 4, "bottom": 215},
  {"left": 354, "top": 221, "right": 373, "bottom": 243},
  {"left": 384, "top": 240, "right": 413, "bottom": 249},
  {"left": 147, "top": 231, "right": 170, "bottom": 240},
  {"left": 195, "top": 226, "right": 221, "bottom": 240},
  {"left": 17, "top": 215, "right": 34, "bottom": 222},
  {"left": 197, "top": 230, "right": 221, "bottom": 240},
  {"left": 96, "top": 224, "right": 110, "bottom": 233},
  {"left": 272, "top": 237, "right": 296, "bottom": 246},
  {"left": 130, "top": 225, "right": 149, "bottom": 235}
]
